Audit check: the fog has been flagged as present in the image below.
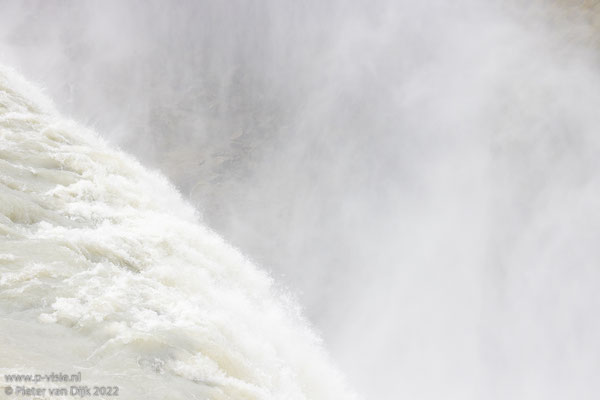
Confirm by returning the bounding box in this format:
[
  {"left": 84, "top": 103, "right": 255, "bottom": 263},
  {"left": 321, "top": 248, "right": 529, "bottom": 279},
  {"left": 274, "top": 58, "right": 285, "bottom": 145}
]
[{"left": 2, "top": 0, "right": 600, "bottom": 398}]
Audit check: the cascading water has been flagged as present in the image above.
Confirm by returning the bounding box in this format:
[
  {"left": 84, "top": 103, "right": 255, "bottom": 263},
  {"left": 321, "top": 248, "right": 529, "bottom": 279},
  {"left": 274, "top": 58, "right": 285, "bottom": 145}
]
[
  {"left": 0, "top": 66, "right": 356, "bottom": 400},
  {"left": 4, "top": 1, "right": 600, "bottom": 399}
]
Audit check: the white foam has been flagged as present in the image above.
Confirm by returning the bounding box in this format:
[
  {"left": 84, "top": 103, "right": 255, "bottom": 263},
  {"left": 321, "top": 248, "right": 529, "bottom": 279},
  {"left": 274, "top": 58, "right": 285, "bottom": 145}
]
[{"left": 0, "top": 66, "right": 356, "bottom": 400}]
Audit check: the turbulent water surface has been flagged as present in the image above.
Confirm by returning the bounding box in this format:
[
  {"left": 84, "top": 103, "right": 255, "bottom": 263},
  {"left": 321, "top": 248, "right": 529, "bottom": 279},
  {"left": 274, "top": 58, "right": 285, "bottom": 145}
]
[
  {"left": 0, "top": 67, "right": 355, "bottom": 400},
  {"left": 5, "top": 1, "right": 600, "bottom": 399}
]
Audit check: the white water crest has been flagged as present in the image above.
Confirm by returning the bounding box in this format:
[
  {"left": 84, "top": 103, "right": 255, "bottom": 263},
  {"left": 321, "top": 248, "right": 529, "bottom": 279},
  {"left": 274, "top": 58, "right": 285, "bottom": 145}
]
[{"left": 0, "top": 66, "right": 356, "bottom": 400}]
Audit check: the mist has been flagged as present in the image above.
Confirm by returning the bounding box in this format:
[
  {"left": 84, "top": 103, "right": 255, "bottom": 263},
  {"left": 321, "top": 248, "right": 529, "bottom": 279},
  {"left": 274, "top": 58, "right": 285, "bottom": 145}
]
[{"left": 2, "top": 0, "right": 600, "bottom": 398}]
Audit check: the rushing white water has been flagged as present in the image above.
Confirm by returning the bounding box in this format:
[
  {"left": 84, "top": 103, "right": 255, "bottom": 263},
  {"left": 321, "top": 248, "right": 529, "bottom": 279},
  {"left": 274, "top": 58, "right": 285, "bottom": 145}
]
[{"left": 0, "top": 66, "right": 356, "bottom": 400}]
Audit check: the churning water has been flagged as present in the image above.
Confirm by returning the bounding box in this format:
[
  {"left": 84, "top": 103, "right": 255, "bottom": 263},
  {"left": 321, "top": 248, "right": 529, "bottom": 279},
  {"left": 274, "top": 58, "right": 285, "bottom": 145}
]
[
  {"left": 4, "top": 2, "right": 600, "bottom": 399},
  {"left": 0, "top": 66, "right": 355, "bottom": 400}
]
